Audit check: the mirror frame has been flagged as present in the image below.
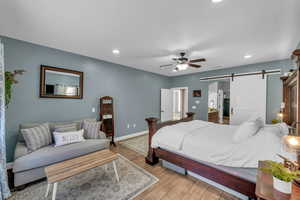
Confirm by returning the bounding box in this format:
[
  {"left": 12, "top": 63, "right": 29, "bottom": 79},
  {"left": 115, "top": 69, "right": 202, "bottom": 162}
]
[{"left": 39, "top": 65, "right": 84, "bottom": 99}]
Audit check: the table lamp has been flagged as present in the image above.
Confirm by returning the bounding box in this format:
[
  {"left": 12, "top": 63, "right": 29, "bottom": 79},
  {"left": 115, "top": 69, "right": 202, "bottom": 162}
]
[{"left": 282, "top": 135, "right": 300, "bottom": 200}]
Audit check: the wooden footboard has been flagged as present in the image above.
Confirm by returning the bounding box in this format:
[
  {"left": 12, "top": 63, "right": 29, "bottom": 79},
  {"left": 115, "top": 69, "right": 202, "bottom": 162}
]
[{"left": 145, "top": 112, "right": 195, "bottom": 165}]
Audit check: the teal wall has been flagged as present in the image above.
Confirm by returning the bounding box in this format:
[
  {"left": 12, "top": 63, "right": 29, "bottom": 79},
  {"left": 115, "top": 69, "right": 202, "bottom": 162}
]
[
  {"left": 170, "top": 59, "right": 294, "bottom": 122},
  {"left": 3, "top": 36, "right": 170, "bottom": 162}
]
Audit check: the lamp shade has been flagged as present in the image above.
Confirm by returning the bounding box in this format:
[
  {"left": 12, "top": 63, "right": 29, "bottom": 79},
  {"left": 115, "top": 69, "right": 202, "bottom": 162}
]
[{"left": 283, "top": 135, "right": 300, "bottom": 153}]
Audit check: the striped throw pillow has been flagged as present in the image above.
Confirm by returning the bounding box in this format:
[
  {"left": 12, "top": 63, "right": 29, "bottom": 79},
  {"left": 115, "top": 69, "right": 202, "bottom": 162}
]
[
  {"left": 54, "top": 123, "right": 78, "bottom": 132},
  {"left": 82, "top": 121, "right": 102, "bottom": 139},
  {"left": 21, "top": 123, "right": 52, "bottom": 152}
]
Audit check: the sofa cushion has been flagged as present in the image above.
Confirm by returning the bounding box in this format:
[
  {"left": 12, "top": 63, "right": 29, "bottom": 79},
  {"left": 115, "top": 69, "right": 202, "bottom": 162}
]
[
  {"left": 54, "top": 123, "right": 78, "bottom": 132},
  {"left": 13, "top": 139, "right": 109, "bottom": 173},
  {"left": 21, "top": 123, "right": 53, "bottom": 152},
  {"left": 18, "top": 118, "right": 97, "bottom": 142},
  {"left": 53, "top": 129, "right": 85, "bottom": 147},
  {"left": 83, "top": 121, "right": 102, "bottom": 139},
  {"left": 14, "top": 142, "right": 29, "bottom": 160}
]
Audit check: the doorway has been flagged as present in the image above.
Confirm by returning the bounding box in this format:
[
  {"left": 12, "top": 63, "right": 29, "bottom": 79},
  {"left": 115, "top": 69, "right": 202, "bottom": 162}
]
[
  {"left": 160, "top": 87, "right": 188, "bottom": 122},
  {"left": 172, "top": 87, "right": 188, "bottom": 120},
  {"left": 207, "top": 80, "right": 230, "bottom": 124}
]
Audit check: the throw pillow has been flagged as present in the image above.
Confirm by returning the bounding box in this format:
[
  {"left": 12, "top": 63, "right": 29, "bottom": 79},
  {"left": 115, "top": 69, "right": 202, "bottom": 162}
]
[
  {"left": 53, "top": 129, "right": 85, "bottom": 147},
  {"left": 21, "top": 123, "right": 52, "bottom": 152},
  {"left": 233, "top": 117, "right": 263, "bottom": 143},
  {"left": 82, "top": 121, "right": 102, "bottom": 139},
  {"left": 54, "top": 123, "right": 78, "bottom": 132}
]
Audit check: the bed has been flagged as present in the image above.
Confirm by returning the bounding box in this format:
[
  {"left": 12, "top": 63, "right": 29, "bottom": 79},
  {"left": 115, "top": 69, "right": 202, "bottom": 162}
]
[{"left": 145, "top": 113, "right": 299, "bottom": 198}]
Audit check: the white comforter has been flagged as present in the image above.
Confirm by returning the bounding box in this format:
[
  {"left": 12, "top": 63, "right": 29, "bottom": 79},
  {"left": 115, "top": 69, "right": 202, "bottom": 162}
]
[{"left": 152, "top": 120, "right": 296, "bottom": 168}]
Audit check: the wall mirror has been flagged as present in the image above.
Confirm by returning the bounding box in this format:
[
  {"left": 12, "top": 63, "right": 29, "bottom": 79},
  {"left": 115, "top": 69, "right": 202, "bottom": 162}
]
[{"left": 40, "top": 65, "right": 83, "bottom": 99}]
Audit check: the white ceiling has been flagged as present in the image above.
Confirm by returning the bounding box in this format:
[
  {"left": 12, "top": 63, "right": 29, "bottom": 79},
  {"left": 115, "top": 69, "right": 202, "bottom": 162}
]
[{"left": 0, "top": 0, "right": 300, "bottom": 76}]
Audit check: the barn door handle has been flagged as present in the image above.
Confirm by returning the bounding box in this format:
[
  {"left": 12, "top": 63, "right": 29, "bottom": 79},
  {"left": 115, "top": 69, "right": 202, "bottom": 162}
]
[
  {"left": 231, "top": 108, "right": 234, "bottom": 115},
  {"left": 161, "top": 110, "right": 164, "bottom": 112}
]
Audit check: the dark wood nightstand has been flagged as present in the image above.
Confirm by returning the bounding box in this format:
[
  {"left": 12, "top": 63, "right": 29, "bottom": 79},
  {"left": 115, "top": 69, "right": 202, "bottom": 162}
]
[{"left": 256, "top": 161, "right": 291, "bottom": 200}]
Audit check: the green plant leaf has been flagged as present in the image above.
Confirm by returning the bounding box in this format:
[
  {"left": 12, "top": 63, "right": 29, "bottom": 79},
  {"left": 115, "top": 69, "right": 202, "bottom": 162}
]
[{"left": 260, "top": 161, "right": 300, "bottom": 182}]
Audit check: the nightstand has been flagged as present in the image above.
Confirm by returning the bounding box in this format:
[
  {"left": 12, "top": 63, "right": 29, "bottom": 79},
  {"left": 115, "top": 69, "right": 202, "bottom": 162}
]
[{"left": 255, "top": 161, "right": 291, "bottom": 200}]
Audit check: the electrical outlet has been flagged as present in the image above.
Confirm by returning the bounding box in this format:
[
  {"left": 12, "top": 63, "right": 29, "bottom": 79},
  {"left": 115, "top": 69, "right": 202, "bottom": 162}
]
[
  {"left": 127, "top": 124, "right": 130, "bottom": 129},
  {"left": 92, "top": 107, "right": 96, "bottom": 113},
  {"left": 133, "top": 124, "right": 136, "bottom": 128}
]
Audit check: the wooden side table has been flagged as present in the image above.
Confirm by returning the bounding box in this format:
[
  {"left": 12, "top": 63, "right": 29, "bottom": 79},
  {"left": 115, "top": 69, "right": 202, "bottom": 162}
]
[{"left": 256, "top": 161, "right": 291, "bottom": 200}]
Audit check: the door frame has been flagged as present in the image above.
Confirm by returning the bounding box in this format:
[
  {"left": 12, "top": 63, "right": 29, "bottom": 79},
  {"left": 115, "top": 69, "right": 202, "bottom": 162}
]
[{"left": 171, "top": 87, "right": 189, "bottom": 118}]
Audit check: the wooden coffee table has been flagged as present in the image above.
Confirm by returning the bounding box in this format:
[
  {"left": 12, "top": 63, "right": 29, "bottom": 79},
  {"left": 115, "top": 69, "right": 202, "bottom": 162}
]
[{"left": 44, "top": 150, "right": 119, "bottom": 200}]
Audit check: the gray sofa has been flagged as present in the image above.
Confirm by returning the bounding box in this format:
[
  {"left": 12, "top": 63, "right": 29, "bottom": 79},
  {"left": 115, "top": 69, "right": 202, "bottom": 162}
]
[{"left": 13, "top": 118, "right": 110, "bottom": 187}]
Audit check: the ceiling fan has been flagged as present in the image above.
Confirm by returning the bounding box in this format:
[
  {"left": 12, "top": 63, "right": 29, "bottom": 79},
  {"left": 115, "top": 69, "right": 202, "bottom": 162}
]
[{"left": 160, "top": 52, "right": 206, "bottom": 72}]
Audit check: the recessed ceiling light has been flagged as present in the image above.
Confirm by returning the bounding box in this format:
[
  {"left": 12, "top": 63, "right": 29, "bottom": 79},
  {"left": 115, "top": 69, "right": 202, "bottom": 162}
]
[
  {"left": 244, "top": 54, "right": 252, "bottom": 59},
  {"left": 112, "top": 49, "right": 120, "bottom": 55},
  {"left": 212, "top": 0, "right": 223, "bottom": 3}
]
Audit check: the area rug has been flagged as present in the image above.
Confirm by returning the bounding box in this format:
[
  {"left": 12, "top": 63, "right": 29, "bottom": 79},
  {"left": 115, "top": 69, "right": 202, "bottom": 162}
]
[
  {"left": 119, "top": 134, "right": 148, "bottom": 156},
  {"left": 10, "top": 154, "right": 158, "bottom": 200}
]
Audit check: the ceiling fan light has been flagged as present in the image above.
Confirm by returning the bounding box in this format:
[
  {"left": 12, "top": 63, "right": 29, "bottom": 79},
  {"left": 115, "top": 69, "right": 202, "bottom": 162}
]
[{"left": 176, "top": 63, "right": 188, "bottom": 71}]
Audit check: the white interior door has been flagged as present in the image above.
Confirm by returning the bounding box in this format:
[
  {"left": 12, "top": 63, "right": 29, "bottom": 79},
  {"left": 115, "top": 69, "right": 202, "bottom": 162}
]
[
  {"left": 161, "top": 88, "right": 173, "bottom": 122},
  {"left": 230, "top": 75, "right": 267, "bottom": 125}
]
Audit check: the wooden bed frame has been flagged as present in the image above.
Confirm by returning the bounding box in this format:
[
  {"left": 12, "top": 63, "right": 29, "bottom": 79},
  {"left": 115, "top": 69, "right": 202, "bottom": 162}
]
[
  {"left": 145, "top": 48, "right": 300, "bottom": 200},
  {"left": 145, "top": 113, "right": 256, "bottom": 199}
]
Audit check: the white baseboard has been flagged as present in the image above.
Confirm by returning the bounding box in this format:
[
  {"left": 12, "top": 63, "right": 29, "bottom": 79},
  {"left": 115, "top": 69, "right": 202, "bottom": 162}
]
[
  {"left": 6, "top": 162, "right": 13, "bottom": 170},
  {"left": 115, "top": 130, "right": 147, "bottom": 142}
]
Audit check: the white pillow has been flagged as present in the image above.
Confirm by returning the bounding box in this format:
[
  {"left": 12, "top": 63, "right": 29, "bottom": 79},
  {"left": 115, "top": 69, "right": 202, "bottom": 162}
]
[
  {"left": 53, "top": 129, "right": 85, "bottom": 147},
  {"left": 233, "top": 118, "right": 263, "bottom": 143},
  {"left": 263, "top": 123, "right": 289, "bottom": 137}
]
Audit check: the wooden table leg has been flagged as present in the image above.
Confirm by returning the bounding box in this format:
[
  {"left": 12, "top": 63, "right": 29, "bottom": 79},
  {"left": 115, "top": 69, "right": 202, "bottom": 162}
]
[
  {"left": 52, "top": 182, "right": 58, "bottom": 200},
  {"left": 45, "top": 183, "right": 51, "bottom": 197},
  {"left": 113, "top": 160, "right": 119, "bottom": 182}
]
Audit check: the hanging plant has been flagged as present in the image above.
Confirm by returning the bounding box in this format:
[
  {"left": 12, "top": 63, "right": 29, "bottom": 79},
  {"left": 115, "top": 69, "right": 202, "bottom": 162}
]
[{"left": 5, "top": 70, "right": 25, "bottom": 106}]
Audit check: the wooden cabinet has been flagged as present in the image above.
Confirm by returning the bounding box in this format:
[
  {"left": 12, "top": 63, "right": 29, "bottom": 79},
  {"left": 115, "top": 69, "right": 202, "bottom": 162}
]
[
  {"left": 100, "top": 96, "right": 115, "bottom": 145},
  {"left": 281, "top": 49, "right": 300, "bottom": 136},
  {"left": 208, "top": 111, "right": 219, "bottom": 123}
]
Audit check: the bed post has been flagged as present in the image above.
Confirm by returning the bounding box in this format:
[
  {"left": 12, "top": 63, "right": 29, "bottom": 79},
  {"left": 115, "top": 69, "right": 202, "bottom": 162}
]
[{"left": 145, "top": 117, "right": 159, "bottom": 165}]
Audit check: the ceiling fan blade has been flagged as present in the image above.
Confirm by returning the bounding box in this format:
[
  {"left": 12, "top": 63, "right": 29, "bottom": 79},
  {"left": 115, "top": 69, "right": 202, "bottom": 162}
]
[
  {"left": 160, "top": 64, "right": 173, "bottom": 68},
  {"left": 189, "top": 58, "right": 206, "bottom": 63},
  {"left": 189, "top": 63, "right": 202, "bottom": 68}
]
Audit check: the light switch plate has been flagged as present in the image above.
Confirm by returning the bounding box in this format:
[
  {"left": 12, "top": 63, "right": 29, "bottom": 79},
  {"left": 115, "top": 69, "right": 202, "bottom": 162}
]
[
  {"left": 92, "top": 107, "right": 96, "bottom": 113},
  {"left": 192, "top": 106, "right": 197, "bottom": 109}
]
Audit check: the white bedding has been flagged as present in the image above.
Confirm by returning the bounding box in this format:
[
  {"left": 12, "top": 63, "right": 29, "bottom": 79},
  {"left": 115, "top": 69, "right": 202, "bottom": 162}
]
[{"left": 152, "top": 120, "right": 296, "bottom": 168}]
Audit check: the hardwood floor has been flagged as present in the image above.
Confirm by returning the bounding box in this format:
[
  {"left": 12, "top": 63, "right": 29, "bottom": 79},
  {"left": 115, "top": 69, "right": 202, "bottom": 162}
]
[{"left": 112, "top": 143, "right": 240, "bottom": 200}]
